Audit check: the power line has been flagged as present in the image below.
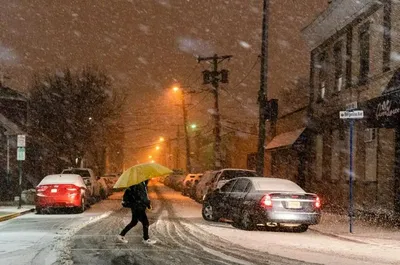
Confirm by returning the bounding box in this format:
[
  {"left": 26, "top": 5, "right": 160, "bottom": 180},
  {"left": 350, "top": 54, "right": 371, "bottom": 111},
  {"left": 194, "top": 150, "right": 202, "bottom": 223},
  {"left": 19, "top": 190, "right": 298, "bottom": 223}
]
[
  {"left": 228, "top": 56, "right": 260, "bottom": 90},
  {"left": 187, "top": 93, "right": 211, "bottom": 111},
  {"left": 221, "top": 124, "right": 258, "bottom": 136}
]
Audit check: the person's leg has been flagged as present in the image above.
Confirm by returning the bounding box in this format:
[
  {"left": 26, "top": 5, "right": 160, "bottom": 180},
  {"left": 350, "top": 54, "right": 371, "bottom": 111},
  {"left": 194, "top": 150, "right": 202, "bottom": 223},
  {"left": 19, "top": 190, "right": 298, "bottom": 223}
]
[
  {"left": 137, "top": 209, "right": 150, "bottom": 240},
  {"left": 120, "top": 208, "right": 139, "bottom": 236}
]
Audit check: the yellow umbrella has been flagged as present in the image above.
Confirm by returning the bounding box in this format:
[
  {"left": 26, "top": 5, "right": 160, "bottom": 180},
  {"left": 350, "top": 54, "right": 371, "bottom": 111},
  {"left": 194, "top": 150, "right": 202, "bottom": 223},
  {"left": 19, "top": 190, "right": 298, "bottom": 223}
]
[{"left": 113, "top": 162, "right": 173, "bottom": 189}]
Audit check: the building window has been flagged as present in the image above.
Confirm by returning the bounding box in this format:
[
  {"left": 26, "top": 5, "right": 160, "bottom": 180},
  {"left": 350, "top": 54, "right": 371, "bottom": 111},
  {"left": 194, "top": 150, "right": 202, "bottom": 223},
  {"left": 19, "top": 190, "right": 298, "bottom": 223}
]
[
  {"left": 346, "top": 28, "right": 353, "bottom": 89},
  {"left": 359, "top": 22, "right": 370, "bottom": 85},
  {"left": 317, "top": 52, "right": 327, "bottom": 100},
  {"left": 383, "top": 0, "right": 392, "bottom": 72},
  {"left": 316, "top": 134, "right": 323, "bottom": 180},
  {"left": 334, "top": 41, "right": 344, "bottom": 92},
  {"left": 331, "top": 130, "right": 340, "bottom": 180},
  {"left": 365, "top": 128, "right": 377, "bottom": 181}
]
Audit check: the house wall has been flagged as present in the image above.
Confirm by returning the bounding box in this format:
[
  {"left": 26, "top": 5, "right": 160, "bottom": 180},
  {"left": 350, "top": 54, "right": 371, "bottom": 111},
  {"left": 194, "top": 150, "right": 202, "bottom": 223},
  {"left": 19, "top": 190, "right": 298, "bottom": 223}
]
[{"left": 305, "top": 1, "right": 400, "bottom": 214}]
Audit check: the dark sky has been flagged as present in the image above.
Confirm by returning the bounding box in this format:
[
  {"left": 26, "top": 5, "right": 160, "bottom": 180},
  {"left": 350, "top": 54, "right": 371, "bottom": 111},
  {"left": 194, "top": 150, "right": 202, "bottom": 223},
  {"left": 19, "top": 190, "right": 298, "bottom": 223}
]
[{"left": 0, "top": 0, "right": 326, "bottom": 164}]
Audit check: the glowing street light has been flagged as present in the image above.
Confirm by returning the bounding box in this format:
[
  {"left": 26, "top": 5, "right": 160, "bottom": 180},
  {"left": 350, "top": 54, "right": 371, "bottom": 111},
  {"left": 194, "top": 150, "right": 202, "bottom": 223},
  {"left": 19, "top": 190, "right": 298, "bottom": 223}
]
[
  {"left": 156, "top": 145, "right": 160, "bottom": 151},
  {"left": 190, "top": 123, "right": 197, "bottom": 130},
  {"left": 148, "top": 155, "right": 152, "bottom": 159},
  {"left": 151, "top": 160, "right": 155, "bottom": 163},
  {"left": 159, "top": 137, "right": 165, "bottom": 142},
  {"left": 172, "top": 86, "right": 180, "bottom": 92}
]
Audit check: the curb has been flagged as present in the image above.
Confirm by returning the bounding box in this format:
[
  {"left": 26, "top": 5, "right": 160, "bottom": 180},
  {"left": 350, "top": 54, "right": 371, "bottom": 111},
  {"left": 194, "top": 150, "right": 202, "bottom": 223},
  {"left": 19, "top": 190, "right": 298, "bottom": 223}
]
[
  {"left": 309, "top": 227, "right": 369, "bottom": 244},
  {"left": 0, "top": 208, "right": 35, "bottom": 223}
]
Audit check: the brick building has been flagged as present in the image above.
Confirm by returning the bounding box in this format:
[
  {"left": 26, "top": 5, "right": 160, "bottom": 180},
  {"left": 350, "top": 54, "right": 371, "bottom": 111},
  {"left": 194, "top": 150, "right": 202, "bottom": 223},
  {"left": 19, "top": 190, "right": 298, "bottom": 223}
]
[{"left": 303, "top": 0, "right": 400, "bottom": 215}]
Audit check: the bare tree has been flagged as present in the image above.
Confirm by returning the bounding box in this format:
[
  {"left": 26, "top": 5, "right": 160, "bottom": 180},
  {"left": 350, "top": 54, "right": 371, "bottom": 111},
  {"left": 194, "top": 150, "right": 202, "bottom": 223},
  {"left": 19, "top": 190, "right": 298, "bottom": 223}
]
[{"left": 28, "top": 66, "right": 125, "bottom": 177}]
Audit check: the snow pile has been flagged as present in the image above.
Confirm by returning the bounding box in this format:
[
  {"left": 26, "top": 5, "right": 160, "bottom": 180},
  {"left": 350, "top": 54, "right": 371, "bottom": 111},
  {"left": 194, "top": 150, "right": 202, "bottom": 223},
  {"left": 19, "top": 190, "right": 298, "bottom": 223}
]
[{"left": 53, "top": 211, "right": 113, "bottom": 265}]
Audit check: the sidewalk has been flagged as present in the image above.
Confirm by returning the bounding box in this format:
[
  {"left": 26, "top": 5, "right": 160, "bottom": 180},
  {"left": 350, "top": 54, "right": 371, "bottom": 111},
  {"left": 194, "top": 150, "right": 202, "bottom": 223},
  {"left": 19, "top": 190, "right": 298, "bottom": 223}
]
[
  {"left": 310, "top": 212, "right": 400, "bottom": 248},
  {"left": 0, "top": 205, "right": 35, "bottom": 222}
]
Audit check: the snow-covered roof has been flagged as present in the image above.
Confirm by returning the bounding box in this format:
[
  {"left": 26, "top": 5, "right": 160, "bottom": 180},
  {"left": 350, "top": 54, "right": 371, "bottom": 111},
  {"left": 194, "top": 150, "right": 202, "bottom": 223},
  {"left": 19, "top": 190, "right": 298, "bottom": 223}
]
[
  {"left": 38, "top": 174, "right": 86, "bottom": 188},
  {"left": 0, "top": 113, "right": 25, "bottom": 135},
  {"left": 302, "top": 0, "right": 379, "bottom": 50},
  {"left": 265, "top": 127, "right": 306, "bottom": 150},
  {"left": 0, "top": 86, "right": 26, "bottom": 101}
]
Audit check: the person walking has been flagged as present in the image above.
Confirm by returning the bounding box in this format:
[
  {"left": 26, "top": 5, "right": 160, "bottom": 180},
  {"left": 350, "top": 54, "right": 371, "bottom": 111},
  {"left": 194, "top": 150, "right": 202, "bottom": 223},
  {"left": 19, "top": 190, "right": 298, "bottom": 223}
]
[{"left": 117, "top": 180, "right": 156, "bottom": 245}]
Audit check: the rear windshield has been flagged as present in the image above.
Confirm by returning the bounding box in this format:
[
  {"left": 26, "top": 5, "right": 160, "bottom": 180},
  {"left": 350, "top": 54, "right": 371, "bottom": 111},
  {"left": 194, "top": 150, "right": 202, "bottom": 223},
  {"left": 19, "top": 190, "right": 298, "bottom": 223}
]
[
  {"left": 220, "top": 170, "right": 258, "bottom": 181},
  {"left": 254, "top": 180, "right": 304, "bottom": 193},
  {"left": 63, "top": 169, "right": 91, "bottom": 178}
]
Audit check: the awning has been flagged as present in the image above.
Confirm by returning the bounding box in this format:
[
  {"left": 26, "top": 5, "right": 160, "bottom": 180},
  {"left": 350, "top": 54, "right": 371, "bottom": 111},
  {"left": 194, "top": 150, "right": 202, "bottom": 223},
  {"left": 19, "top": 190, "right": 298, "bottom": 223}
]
[
  {"left": 265, "top": 127, "right": 306, "bottom": 151},
  {"left": 362, "top": 69, "right": 400, "bottom": 128}
]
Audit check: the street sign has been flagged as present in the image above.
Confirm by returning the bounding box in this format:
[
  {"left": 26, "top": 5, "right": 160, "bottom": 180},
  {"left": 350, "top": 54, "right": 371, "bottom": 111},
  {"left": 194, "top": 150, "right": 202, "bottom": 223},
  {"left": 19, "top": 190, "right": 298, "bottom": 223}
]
[
  {"left": 17, "top": 135, "right": 26, "bottom": 147},
  {"left": 339, "top": 110, "right": 364, "bottom": 119},
  {"left": 17, "top": 147, "right": 25, "bottom": 161},
  {"left": 346, "top": 101, "right": 358, "bottom": 110}
]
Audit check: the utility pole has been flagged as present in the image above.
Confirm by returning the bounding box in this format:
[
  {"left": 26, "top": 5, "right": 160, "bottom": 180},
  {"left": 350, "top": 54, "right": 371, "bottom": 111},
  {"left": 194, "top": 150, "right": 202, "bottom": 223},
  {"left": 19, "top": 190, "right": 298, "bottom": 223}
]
[
  {"left": 176, "top": 125, "right": 181, "bottom": 169},
  {"left": 198, "top": 54, "right": 232, "bottom": 170},
  {"left": 167, "top": 137, "right": 172, "bottom": 168},
  {"left": 256, "top": 0, "right": 270, "bottom": 176},
  {"left": 181, "top": 92, "right": 192, "bottom": 173}
]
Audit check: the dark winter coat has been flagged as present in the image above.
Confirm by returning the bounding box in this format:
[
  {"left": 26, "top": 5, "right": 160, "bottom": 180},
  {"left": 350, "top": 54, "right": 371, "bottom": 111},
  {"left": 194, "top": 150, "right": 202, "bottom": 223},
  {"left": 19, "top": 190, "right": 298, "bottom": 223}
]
[{"left": 122, "top": 182, "right": 151, "bottom": 211}]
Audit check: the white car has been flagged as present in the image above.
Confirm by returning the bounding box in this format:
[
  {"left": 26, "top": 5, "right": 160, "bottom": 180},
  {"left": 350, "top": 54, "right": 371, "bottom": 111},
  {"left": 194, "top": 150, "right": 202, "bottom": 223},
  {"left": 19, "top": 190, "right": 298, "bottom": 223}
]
[
  {"left": 209, "top": 168, "right": 260, "bottom": 191},
  {"left": 182, "top": 174, "right": 203, "bottom": 196},
  {"left": 61, "top": 168, "right": 101, "bottom": 202}
]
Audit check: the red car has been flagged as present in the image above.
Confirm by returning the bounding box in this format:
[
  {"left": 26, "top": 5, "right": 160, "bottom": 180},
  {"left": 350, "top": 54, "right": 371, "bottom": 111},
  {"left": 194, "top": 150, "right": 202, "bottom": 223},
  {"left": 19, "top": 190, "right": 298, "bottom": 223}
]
[{"left": 35, "top": 174, "right": 87, "bottom": 214}]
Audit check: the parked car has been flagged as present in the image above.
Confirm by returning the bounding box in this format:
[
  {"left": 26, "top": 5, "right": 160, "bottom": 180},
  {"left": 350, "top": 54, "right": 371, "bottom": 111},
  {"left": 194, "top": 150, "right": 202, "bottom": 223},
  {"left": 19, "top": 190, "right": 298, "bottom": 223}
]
[
  {"left": 101, "top": 173, "right": 120, "bottom": 190},
  {"left": 188, "top": 177, "right": 203, "bottom": 199},
  {"left": 170, "top": 174, "right": 186, "bottom": 191},
  {"left": 165, "top": 169, "right": 186, "bottom": 191},
  {"left": 202, "top": 177, "right": 321, "bottom": 232},
  {"left": 61, "top": 168, "right": 101, "bottom": 202},
  {"left": 35, "top": 174, "right": 88, "bottom": 214},
  {"left": 182, "top": 174, "right": 203, "bottom": 196},
  {"left": 194, "top": 170, "right": 219, "bottom": 202},
  {"left": 98, "top": 177, "right": 112, "bottom": 199},
  {"left": 208, "top": 168, "right": 260, "bottom": 194}
]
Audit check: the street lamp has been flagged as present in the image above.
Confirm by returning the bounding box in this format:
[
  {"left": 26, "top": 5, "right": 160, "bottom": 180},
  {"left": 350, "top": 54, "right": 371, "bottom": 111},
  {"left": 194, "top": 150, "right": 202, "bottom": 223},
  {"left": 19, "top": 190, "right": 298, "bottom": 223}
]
[
  {"left": 172, "top": 85, "right": 192, "bottom": 173},
  {"left": 156, "top": 145, "right": 160, "bottom": 151},
  {"left": 190, "top": 123, "right": 197, "bottom": 130},
  {"left": 148, "top": 155, "right": 152, "bottom": 159},
  {"left": 159, "top": 137, "right": 165, "bottom": 142}
]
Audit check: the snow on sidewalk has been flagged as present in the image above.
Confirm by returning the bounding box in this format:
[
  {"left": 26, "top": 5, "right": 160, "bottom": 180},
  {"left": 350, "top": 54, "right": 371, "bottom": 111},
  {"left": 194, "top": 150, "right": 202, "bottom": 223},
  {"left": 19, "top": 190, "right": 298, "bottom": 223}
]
[
  {"left": 0, "top": 205, "right": 35, "bottom": 222},
  {"left": 311, "top": 212, "right": 400, "bottom": 248}
]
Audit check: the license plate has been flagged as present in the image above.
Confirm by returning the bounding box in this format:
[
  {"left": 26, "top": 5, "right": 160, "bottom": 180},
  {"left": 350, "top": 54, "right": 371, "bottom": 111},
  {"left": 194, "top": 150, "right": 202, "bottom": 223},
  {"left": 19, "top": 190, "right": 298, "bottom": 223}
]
[
  {"left": 287, "top": 201, "right": 301, "bottom": 209},
  {"left": 51, "top": 189, "right": 58, "bottom": 193}
]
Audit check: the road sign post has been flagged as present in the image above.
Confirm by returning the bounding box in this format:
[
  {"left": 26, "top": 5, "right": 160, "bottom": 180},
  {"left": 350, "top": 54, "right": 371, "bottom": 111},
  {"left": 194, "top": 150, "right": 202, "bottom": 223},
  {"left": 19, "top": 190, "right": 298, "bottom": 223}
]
[
  {"left": 17, "top": 135, "right": 26, "bottom": 209},
  {"left": 339, "top": 110, "right": 363, "bottom": 233}
]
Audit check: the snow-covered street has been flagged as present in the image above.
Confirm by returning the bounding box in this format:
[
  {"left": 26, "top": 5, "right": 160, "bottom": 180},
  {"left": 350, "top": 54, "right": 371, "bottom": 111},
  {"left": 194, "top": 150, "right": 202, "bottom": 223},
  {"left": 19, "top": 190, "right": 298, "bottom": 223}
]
[
  {"left": 0, "top": 200, "right": 117, "bottom": 265},
  {"left": 1, "top": 182, "right": 399, "bottom": 265},
  {"left": 69, "top": 183, "right": 400, "bottom": 265}
]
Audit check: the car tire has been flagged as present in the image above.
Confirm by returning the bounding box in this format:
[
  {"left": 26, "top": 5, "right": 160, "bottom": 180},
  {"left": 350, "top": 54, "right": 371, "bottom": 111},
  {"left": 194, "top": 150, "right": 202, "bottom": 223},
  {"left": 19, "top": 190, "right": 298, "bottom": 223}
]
[
  {"left": 35, "top": 207, "right": 42, "bottom": 214},
  {"left": 294, "top": 224, "right": 308, "bottom": 233},
  {"left": 76, "top": 197, "right": 85, "bottom": 214},
  {"left": 240, "top": 210, "right": 255, "bottom": 231},
  {"left": 202, "top": 202, "right": 219, "bottom": 221}
]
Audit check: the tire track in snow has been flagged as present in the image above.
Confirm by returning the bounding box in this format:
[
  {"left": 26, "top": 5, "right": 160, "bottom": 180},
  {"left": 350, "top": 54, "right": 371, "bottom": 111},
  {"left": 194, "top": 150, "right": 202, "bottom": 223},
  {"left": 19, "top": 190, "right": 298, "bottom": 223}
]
[{"left": 150, "top": 184, "right": 315, "bottom": 265}]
